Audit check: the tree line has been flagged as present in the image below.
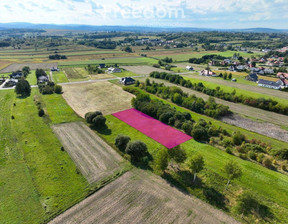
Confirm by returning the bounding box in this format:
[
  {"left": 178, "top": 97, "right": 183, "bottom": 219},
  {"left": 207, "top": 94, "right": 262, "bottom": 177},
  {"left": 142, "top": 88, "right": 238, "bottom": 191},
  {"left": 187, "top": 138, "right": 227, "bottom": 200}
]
[
  {"left": 138, "top": 78, "right": 230, "bottom": 119},
  {"left": 150, "top": 72, "right": 288, "bottom": 116}
]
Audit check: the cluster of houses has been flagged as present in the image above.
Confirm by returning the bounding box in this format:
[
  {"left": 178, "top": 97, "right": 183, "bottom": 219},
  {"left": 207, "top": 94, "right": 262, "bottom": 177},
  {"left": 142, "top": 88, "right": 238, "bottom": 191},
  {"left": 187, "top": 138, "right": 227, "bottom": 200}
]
[
  {"left": 256, "top": 57, "right": 285, "bottom": 67},
  {"left": 246, "top": 72, "right": 288, "bottom": 90}
]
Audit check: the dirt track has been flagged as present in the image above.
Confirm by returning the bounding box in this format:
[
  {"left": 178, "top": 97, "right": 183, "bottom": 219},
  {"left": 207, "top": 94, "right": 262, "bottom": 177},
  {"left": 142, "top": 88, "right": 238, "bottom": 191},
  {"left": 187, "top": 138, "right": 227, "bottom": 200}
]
[
  {"left": 122, "top": 65, "right": 172, "bottom": 75},
  {"left": 0, "top": 62, "right": 57, "bottom": 73},
  {"left": 49, "top": 169, "right": 239, "bottom": 224},
  {"left": 146, "top": 78, "right": 288, "bottom": 128},
  {"left": 52, "top": 122, "right": 125, "bottom": 184},
  {"left": 62, "top": 81, "right": 134, "bottom": 117}
]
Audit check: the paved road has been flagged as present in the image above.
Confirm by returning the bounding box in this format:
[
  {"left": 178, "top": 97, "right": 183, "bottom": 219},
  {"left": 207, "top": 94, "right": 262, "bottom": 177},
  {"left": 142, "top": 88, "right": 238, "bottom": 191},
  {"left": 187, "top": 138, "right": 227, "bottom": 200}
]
[{"left": 144, "top": 77, "right": 288, "bottom": 127}]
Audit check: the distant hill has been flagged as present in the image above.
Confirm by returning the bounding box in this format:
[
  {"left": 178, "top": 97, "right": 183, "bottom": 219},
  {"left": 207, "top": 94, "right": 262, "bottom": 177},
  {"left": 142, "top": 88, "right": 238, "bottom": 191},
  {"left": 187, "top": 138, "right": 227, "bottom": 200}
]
[{"left": 0, "top": 22, "right": 287, "bottom": 33}]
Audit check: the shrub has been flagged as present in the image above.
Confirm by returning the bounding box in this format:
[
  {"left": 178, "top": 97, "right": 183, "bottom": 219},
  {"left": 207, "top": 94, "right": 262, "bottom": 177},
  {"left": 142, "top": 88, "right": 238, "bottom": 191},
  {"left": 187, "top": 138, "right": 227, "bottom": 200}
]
[
  {"left": 41, "top": 85, "right": 54, "bottom": 95},
  {"left": 182, "top": 121, "right": 193, "bottom": 135},
  {"left": 232, "top": 132, "right": 246, "bottom": 145},
  {"left": 125, "top": 141, "right": 148, "bottom": 162},
  {"left": 191, "top": 126, "right": 209, "bottom": 142},
  {"left": 54, "top": 85, "right": 62, "bottom": 94},
  {"left": 272, "top": 148, "right": 288, "bottom": 160},
  {"left": 262, "top": 158, "right": 272, "bottom": 168},
  {"left": 248, "top": 151, "right": 256, "bottom": 160},
  {"left": 85, "top": 111, "right": 103, "bottom": 123},
  {"left": 115, "top": 135, "right": 131, "bottom": 152},
  {"left": 92, "top": 115, "right": 106, "bottom": 127},
  {"left": 38, "top": 109, "right": 45, "bottom": 117},
  {"left": 225, "top": 147, "right": 233, "bottom": 154}
]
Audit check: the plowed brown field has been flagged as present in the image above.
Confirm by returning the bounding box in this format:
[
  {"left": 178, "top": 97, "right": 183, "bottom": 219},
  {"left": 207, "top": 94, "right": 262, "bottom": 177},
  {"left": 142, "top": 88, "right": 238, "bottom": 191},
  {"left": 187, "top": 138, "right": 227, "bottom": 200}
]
[
  {"left": 52, "top": 122, "right": 125, "bottom": 184},
  {"left": 49, "top": 170, "right": 239, "bottom": 224}
]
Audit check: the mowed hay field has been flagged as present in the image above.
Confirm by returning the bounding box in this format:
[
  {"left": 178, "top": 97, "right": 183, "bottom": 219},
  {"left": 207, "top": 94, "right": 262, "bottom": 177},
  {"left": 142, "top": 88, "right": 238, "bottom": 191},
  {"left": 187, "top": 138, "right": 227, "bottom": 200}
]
[
  {"left": 52, "top": 122, "right": 126, "bottom": 184},
  {"left": 121, "top": 65, "right": 172, "bottom": 75},
  {"left": 62, "top": 81, "right": 134, "bottom": 117},
  {"left": 50, "top": 169, "right": 239, "bottom": 224}
]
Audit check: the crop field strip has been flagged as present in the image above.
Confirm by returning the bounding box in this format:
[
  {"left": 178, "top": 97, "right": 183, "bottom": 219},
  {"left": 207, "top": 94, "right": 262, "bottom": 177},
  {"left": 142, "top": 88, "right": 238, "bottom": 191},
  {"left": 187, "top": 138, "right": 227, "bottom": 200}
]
[
  {"left": 146, "top": 77, "right": 288, "bottom": 129},
  {"left": 52, "top": 122, "right": 125, "bottom": 184},
  {"left": 49, "top": 170, "right": 239, "bottom": 224},
  {"left": 0, "top": 62, "right": 58, "bottom": 73}
]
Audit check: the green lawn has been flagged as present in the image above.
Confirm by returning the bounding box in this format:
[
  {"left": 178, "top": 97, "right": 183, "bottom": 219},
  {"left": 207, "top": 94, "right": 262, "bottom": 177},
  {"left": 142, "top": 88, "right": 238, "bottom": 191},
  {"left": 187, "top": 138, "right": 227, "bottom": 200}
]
[
  {"left": 0, "top": 89, "right": 89, "bottom": 224},
  {"left": 52, "top": 71, "right": 69, "bottom": 83},
  {"left": 113, "top": 70, "right": 140, "bottom": 78},
  {"left": 184, "top": 76, "right": 288, "bottom": 107},
  {"left": 98, "top": 114, "right": 288, "bottom": 223},
  {"left": 25, "top": 70, "right": 38, "bottom": 85},
  {"left": 41, "top": 93, "right": 82, "bottom": 124}
]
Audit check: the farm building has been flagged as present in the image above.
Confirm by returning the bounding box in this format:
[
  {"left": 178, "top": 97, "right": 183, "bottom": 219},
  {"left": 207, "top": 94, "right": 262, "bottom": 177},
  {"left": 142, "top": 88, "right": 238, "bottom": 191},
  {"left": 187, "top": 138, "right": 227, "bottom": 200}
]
[
  {"left": 200, "top": 70, "right": 216, "bottom": 76},
  {"left": 246, "top": 73, "right": 258, "bottom": 82},
  {"left": 120, "top": 77, "right": 135, "bottom": 85},
  {"left": 257, "top": 79, "right": 283, "bottom": 90},
  {"left": 107, "top": 67, "right": 121, "bottom": 73}
]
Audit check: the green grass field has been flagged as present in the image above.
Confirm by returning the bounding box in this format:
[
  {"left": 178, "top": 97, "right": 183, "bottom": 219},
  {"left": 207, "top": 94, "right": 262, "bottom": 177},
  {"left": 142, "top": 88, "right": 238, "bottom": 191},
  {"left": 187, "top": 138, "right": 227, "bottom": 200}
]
[
  {"left": 98, "top": 115, "right": 288, "bottom": 223},
  {"left": 184, "top": 76, "right": 288, "bottom": 107},
  {"left": 41, "top": 93, "right": 82, "bottom": 124},
  {"left": 52, "top": 71, "right": 69, "bottom": 83},
  {"left": 59, "top": 57, "right": 158, "bottom": 67},
  {"left": 153, "top": 50, "right": 264, "bottom": 62},
  {"left": 25, "top": 70, "right": 38, "bottom": 85},
  {"left": 0, "top": 89, "right": 89, "bottom": 224},
  {"left": 113, "top": 70, "right": 140, "bottom": 77}
]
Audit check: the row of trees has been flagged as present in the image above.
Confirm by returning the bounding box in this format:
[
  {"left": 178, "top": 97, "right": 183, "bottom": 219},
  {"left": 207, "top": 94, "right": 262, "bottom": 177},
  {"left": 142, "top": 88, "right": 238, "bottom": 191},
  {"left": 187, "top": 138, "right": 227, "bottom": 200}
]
[
  {"left": 150, "top": 72, "right": 288, "bottom": 116},
  {"left": 48, "top": 54, "right": 67, "bottom": 60},
  {"left": 188, "top": 54, "right": 226, "bottom": 64},
  {"left": 125, "top": 85, "right": 287, "bottom": 171},
  {"left": 141, "top": 78, "right": 230, "bottom": 119},
  {"left": 38, "top": 82, "right": 62, "bottom": 95}
]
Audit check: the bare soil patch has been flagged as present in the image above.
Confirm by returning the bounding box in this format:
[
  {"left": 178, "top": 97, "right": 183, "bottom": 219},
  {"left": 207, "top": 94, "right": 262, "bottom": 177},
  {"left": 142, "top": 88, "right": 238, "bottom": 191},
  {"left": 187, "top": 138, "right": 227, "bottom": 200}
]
[
  {"left": 122, "top": 65, "right": 172, "bottom": 75},
  {"left": 62, "top": 81, "right": 134, "bottom": 117},
  {"left": 0, "top": 62, "right": 57, "bottom": 73},
  {"left": 52, "top": 122, "right": 125, "bottom": 184},
  {"left": 49, "top": 169, "right": 239, "bottom": 224},
  {"left": 89, "top": 73, "right": 116, "bottom": 80},
  {"left": 221, "top": 114, "right": 288, "bottom": 143}
]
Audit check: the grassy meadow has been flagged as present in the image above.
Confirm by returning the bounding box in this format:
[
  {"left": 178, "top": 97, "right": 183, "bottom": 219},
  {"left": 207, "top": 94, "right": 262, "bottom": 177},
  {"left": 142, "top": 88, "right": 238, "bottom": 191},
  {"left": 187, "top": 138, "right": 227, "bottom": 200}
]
[{"left": 0, "top": 89, "right": 89, "bottom": 224}]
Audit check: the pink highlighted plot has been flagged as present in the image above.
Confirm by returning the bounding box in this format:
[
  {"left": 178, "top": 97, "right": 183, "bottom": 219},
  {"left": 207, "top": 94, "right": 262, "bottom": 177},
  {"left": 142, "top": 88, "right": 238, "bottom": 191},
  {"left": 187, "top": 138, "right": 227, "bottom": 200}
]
[{"left": 112, "top": 108, "right": 192, "bottom": 149}]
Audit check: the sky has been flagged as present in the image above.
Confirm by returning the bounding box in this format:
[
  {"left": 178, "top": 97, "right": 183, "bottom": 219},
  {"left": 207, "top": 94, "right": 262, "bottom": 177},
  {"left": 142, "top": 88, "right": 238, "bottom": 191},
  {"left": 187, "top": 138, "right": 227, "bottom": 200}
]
[{"left": 0, "top": 0, "right": 288, "bottom": 29}]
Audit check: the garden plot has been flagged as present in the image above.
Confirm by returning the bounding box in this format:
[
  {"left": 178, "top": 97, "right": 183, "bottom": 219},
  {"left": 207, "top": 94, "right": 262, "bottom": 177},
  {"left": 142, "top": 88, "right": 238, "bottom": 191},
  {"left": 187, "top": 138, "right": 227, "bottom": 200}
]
[{"left": 52, "top": 122, "right": 125, "bottom": 184}]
